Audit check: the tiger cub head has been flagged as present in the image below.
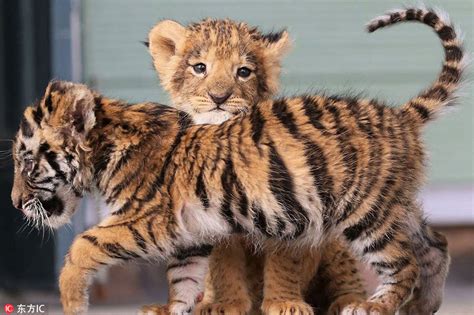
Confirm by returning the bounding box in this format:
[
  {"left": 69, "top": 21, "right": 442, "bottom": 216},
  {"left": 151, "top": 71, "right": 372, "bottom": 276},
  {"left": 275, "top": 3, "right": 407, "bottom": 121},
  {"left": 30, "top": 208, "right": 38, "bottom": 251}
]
[
  {"left": 11, "top": 81, "right": 96, "bottom": 228},
  {"left": 147, "top": 18, "right": 290, "bottom": 124}
]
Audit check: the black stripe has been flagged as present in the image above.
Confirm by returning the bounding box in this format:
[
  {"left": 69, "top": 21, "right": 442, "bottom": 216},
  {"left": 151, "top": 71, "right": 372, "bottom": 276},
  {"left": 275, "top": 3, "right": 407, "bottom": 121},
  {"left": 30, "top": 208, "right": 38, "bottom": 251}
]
[
  {"left": 209, "top": 128, "right": 225, "bottom": 177},
  {"left": 326, "top": 102, "right": 357, "bottom": 192},
  {"left": 143, "top": 129, "right": 186, "bottom": 202},
  {"left": 107, "top": 145, "right": 136, "bottom": 185},
  {"left": 170, "top": 277, "right": 199, "bottom": 285},
  {"left": 219, "top": 156, "right": 244, "bottom": 233},
  {"left": 252, "top": 203, "right": 271, "bottom": 236},
  {"left": 250, "top": 106, "right": 265, "bottom": 146},
  {"left": 272, "top": 99, "right": 334, "bottom": 213},
  {"left": 44, "top": 151, "right": 67, "bottom": 182},
  {"left": 337, "top": 107, "right": 382, "bottom": 224},
  {"left": 422, "top": 11, "right": 438, "bottom": 27},
  {"left": 128, "top": 225, "right": 148, "bottom": 254},
  {"left": 268, "top": 143, "right": 308, "bottom": 238},
  {"left": 410, "top": 102, "right": 431, "bottom": 121},
  {"left": 195, "top": 170, "right": 210, "bottom": 209},
  {"left": 20, "top": 117, "right": 33, "bottom": 138},
  {"left": 424, "top": 86, "right": 449, "bottom": 101},
  {"left": 237, "top": 122, "right": 250, "bottom": 165},
  {"left": 26, "top": 182, "right": 54, "bottom": 193},
  {"left": 275, "top": 217, "right": 287, "bottom": 236},
  {"left": 33, "top": 107, "right": 43, "bottom": 125},
  {"left": 302, "top": 96, "right": 326, "bottom": 131},
  {"left": 405, "top": 8, "right": 416, "bottom": 20},
  {"left": 389, "top": 12, "right": 402, "bottom": 23},
  {"left": 146, "top": 217, "right": 158, "bottom": 246},
  {"left": 238, "top": 188, "right": 249, "bottom": 217},
  {"left": 174, "top": 244, "right": 213, "bottom": 260},
  {"left": 440, "top": 65, "right": 461, "bottom": 83},
  {"left": 343, "top": 170, "right": 397, "bottom": 242},
  {"left": 113, "top": 199, "right": 133, "bottom": 216},
  {"left": 363, "top": 224, "right": 398, "bottom": 254},
  {"left": 94, "top": 142, "right": 115, "bottom": 177},
  {"left": 82, "top": 235, "right": 99, "bottom": 246},
  {"left": 44, "top": 93, "right": 53, "bottom": 113},
  {"left": 103, "top": 242, "right": 140, "bottom": 260},
  {"left": 438, "top": 25, "right": 456, "bottom": 41},
  {"left": 167, "top": 260, "right": 196, "bottom": 271},
  {"left": 106, "top": 169, "right": 141, "bottom": 203},
  {"left": 372, "top": 257, "right": 410, "bottom": 271},
  {"left": 344, "top": 207, "right": 379, "bottom": 241},
  {"left": 445, "top": 45, "right": 463, "bottom": 62},
  {"left": 33, "top": 176, "right": 55, "bottom": 184},
  {"left": 38, "top": 142, "right": 50, "bottom": 153}
]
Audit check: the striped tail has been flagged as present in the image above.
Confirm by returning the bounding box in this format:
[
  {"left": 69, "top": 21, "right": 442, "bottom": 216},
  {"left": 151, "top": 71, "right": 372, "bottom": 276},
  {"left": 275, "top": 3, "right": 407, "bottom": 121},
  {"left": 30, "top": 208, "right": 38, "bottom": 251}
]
[{"left": 367, "top": 7, "right": 466, "bottom": 125}]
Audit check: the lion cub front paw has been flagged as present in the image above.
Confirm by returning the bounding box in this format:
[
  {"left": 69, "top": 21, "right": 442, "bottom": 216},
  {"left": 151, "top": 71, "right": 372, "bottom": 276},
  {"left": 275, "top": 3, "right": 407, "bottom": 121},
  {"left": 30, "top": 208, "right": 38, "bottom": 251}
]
[
  {"left": 335, "top": 301, "right": 390, "bottom": 315},
  {"left": 195, "top": 301, "right": 251, "bottom": 315},
  {"left": 261, "top": 300, "right": 314, "bottom": 315}
]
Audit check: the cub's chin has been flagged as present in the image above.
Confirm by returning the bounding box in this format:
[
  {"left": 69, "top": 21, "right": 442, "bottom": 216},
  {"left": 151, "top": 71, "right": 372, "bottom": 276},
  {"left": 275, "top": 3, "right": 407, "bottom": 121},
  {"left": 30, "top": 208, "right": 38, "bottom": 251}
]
[
  {"left": 21, "top": 195, "right": 79, "bottom": 229},
  {"left": 192, "top": 110, "right": 234, "bottom": 125}
]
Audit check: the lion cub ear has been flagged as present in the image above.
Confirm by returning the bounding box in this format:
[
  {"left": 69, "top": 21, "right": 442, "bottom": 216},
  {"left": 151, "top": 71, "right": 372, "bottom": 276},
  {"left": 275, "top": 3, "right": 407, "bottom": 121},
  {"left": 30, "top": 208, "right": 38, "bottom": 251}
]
[
  {"left": 261, "top": 30, "right": 291, "bottom": 59},
  {"left": 148, "top": 20, "right": 186, "bottom": 77}
]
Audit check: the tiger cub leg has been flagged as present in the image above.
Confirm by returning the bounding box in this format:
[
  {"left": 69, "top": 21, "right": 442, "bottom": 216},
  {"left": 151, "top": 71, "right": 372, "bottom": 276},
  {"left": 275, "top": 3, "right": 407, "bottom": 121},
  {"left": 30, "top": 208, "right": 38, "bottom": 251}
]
[
  {"left": 318, "top": 239, "right": 367, "bottom": 315},
  {"left": 261, "top": 244, "right": 317, "bottom": 315},
  {"left": 59, "top": 222, "right": 154, "bottom": 315},
  {"left": 342, "top": 203, "right": 421, "bottom": 315},
  {"left": 400, "top": 225, "right": 449, "bottom": 315},
  {"left": 139, "top": 245, "right": 211, "bottom": 315},
  {"left": 195, "top": 236, "right": 252, "bottom": 315}
]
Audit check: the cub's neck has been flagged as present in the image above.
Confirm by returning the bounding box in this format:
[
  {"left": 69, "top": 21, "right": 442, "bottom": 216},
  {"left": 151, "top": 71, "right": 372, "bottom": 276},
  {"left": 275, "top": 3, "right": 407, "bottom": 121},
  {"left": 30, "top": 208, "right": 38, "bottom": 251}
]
[{"left": 86, "top": 96, "right": 193, "bottom": 199}]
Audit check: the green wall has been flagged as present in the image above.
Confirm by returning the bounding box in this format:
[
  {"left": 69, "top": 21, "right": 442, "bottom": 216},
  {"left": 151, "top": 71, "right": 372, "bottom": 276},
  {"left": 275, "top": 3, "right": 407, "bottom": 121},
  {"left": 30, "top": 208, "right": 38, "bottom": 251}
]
[{"left": 82, "top": 0, "right": 473, "bottom": 184}]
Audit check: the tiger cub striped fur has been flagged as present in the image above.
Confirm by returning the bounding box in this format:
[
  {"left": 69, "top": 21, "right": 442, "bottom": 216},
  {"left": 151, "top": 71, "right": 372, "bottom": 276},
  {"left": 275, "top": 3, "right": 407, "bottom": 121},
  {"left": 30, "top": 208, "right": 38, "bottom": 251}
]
[
  {"left": 11, "top": 7, "right": 463, "bottom": 315},
  {"left": 143, "top": 18, "right": 365, "bottom": 315}
]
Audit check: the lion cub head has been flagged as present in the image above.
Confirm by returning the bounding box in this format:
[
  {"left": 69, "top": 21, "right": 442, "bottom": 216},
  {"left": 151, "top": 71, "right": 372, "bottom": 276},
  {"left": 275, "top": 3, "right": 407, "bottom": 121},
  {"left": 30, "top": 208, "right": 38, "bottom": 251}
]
[{"left": 147, "top": 18, "right": 290, "bottom": 124}]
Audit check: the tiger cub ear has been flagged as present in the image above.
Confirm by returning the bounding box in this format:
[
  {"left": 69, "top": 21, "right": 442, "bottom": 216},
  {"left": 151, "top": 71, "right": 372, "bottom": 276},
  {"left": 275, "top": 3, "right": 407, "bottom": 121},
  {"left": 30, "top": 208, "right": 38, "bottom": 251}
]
[
  {"left": 41, "top": 80, "right": 96, "bottom": 136},
  {"left": 147, "top": 20, "right": 186, "bottom": 78},
  {"left": 261, "top": 30, "right": 292, "bottom": 59}
]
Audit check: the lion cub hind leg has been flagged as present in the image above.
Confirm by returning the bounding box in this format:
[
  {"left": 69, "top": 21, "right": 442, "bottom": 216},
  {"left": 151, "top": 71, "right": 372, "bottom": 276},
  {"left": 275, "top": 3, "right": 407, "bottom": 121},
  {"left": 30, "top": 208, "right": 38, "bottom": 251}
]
[
  {"left": 195, "top": 237, "right": 252, "bottom": 315},
  {"left": 261, "top": 245, "right": 317, "bottom": 315},
  {"left": 318, "top": 240, "right": 367, "bottom": 315}
]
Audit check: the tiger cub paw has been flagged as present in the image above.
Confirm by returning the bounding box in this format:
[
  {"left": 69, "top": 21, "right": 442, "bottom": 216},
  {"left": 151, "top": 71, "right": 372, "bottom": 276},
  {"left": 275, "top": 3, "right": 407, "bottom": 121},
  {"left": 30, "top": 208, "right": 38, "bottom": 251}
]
[
  {"left": 327, "top": 293, "right": 366, "bottom": 315},
  {"left": 195, "top": 301, "right": 251, "bottom": 315},
  {"left": 261, "top": 300, "right": 314, "bottom": 315},
  {"left": 138, "top": 304, "right": 171, "bottom": 315},
  {"left": 335, "top": 301, "right": 390, "bottom": 315}
]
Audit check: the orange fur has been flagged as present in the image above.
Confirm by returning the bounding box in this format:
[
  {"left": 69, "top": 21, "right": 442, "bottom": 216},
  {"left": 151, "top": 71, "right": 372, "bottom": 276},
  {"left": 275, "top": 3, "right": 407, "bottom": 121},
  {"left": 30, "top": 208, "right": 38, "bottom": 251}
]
[{"left": 146, "top": 18, "right": 367, "bottom": 315}]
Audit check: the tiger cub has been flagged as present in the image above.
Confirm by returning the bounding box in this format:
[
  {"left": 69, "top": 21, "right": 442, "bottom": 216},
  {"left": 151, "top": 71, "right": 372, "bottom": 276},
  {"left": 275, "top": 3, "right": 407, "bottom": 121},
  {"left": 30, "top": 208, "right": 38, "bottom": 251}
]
[
  {"left": 141, "top": 18, "right": 365, "bottom": 315},
  {"left": 11, "top": 7, "right": 460, "bottom": 315}
]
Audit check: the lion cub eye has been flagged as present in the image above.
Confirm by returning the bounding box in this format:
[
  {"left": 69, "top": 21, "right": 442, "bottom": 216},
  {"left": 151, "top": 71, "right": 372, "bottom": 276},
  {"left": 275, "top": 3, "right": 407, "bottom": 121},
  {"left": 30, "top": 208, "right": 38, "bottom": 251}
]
[
  {"left": 192, "top": 63, "right": 207, "bottom": 75},
  {"left": 237, "top": 67, "right": 252, "bottom": 78}
]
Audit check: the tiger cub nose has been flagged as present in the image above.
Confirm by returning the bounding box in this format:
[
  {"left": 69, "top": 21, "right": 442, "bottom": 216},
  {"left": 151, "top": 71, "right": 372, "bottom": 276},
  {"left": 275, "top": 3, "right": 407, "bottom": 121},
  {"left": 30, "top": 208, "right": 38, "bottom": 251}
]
[
  {"left": 12, "top": 195, "right": 23, "bottom": 210},
  {"left": 209, "top": 92, "right": 232, "bottom": 105}
]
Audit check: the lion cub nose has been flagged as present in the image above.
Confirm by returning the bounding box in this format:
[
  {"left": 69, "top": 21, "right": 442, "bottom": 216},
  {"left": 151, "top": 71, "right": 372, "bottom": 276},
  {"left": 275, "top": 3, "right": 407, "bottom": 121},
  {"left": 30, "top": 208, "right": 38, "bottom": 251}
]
[{"left": 209, "top": 92, "right": 232, "bottom": 105}]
